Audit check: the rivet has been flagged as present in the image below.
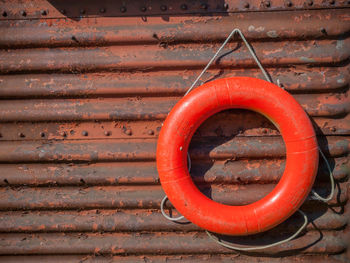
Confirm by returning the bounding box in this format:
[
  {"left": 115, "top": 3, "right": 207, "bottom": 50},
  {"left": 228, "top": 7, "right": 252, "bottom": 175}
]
[
  {"left": 148, "top": 129, "right": 154, "bottom": 135},
  {"left": 20, "top": 10, "right": 26, "bottom": 16},
  {"left": 262, "top": 128, "right": 268, "bottom": 134},
  {"left": 18, "top": 132, "right": 25, "bottom": 138},
  {"left": 60, "top": 9, "right": 66, "bottom": 14},
  {"left": 140, "top": 6, "right": 147, "bottom": 12},
  {"left": 99, "top": 8, "right": 106, "bottom": 13},
  {"left": 180, "top": 146, "right": 183, "bottom": 151},
  {"left": 82, "top": 131, "right": 88, "bottom": 136},
  {"left": 180, "top": 4, "right": 188, "bottom": 10},
  {"left": 40, "top": 132, "right": 46, "bottom": 138},
  {"left": 159, "top": 42, "right": 168, "bottom": 48},
  {"left": 125, "top": 129, "right": 132, "bottom": 136},
  {"left": 320, "top": 27, "right": 327, "bottom": 34},
  {"left": 244, "top": 2, "right": 250, "bottom": 8},
  {"left": 41, "top": 10, "right": 47, "bottom": 15},
  {"left": 120, "top": 6, "right": 127, "bottom": 13},
  {"left": 2, "top": 11, "right": 7, "bottom": 17},
  {"left": 200, "top": 3, "right": 208, "bottom": 9},
  {"left": 160, "top": 5, "right": 167, "bottom": 11},
  {"left": 330, "top": 127, "right": 336, "bottom": 132},
  {"left": 264, "top": 1, "right": 271, "bottom": 7},
  {"left": 223, "top": 3, "right": 229, "bottom": 9},
  {"left": 80, "top": 9, "right": 85, "bottom": 14},
  {"left": 104, "top": 131, "right": 111, "bottom": 136},
  {"left": 61, "top": 131, "right": 67, "bottom": 137},
  {"left": 286, "top": 1, "right": 293, "bottom": 7},
  {"left": 328, "top": 0, "right": 335, "bottom": 4},
  {"left": 307, "top": 0, "right": 313, "bottom": 6}
]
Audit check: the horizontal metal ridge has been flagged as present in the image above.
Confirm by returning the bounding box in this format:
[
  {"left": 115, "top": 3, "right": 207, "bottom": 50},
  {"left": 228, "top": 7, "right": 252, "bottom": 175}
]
[
  {"left": 0, "top": 231, "right": 345, "bottom": 255},
  {"left": 0, "top": 136, "right": 348, "bottom": 163},
  {"left": 0, "top": 39, "right": 348, "bottom": 74},
  {"left": 0, "top": 255, "right": 345, "bottom": 263},
  {"left": 0, "top": 9, "right": 348, "bottom": 48},
  {"left": 0, "top": 67, "right": 348, "bottom": 98},
  {"left": 0, "top": 208, "right": 345, "bottom": 233},
  {"left": 0, "top": 92, "right": 348, "bottom": 122},
  {"left": 0, "top": 182, "right": 345, "bottom": 210},
  {"left": 0, "top": 116, "right": 348, "bottom": 142},
  {"left": 0, "top": 157, "right": 347, "bottom": 186}
]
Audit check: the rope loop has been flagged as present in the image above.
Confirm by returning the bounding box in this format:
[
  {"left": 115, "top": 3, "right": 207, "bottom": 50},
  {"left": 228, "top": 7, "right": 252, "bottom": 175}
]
[{"left": 206, "top": 210, "right": 308, "bottom": 251}]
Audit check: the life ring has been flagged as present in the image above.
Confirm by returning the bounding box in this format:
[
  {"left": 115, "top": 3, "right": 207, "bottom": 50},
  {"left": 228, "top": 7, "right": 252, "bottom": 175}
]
[{"left": 156, "top": 77, "right": 318, "bottom": 236}]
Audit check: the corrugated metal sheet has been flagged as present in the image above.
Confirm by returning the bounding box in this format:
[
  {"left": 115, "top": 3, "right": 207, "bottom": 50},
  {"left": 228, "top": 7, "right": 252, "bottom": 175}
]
[{"left": 0, "top": 1, "right": 349, "bottom": 262}]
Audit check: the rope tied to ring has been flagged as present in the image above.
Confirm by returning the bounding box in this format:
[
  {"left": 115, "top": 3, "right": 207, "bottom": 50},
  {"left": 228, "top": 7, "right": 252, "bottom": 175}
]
[{"left": 160, "top": 28, "right": 335, "bottom": 251}]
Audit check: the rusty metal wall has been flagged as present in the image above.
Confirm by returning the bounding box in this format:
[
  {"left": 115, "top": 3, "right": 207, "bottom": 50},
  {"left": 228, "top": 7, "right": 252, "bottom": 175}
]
[{"left": 0, "top": 0, "right": 349, "bottom": 262}]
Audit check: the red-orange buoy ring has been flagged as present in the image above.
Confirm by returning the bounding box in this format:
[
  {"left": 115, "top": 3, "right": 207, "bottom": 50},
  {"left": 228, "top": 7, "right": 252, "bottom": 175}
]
[{"left": 156, "top": 77, "right": 318, "bottom": 236}]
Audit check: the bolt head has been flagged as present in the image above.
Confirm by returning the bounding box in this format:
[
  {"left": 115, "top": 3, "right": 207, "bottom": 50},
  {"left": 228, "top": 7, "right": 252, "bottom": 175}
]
[
  {"left": 140, "top": 6, "right": 147, "bottom": 12},
  {"left": 264, "top": 1, "right": 271, "bottom": 7},
  {"left": 160, "top": 5, "right": 167, "bottom": 11},
  {"left": 180, "top": 4, "right": 188, "bottom": 10},
  {"left": 148, "top": 129, "right": 154, "bottom": 135},
  {"left": 80, "top": 9, "right": 85, "bottom": 14},
  {"left": 307, "top": 0, "right": 313, "bottom": 6},
  {"left": 200, "top": 3, "right": 208, "bottom": 9},
  {"left": 104, "top": 131, "right": 111, "bottom": 136},
  {"left": 125, "top": 129, "right": 132, "bottom": 136},
  {"left": 41, "top": 10, "right": 47, "bottom": 15},
  {"left": 99, "top": 8, "right": 106, "bottom": 13},
  {"left": 20, "top": 10, "right": 26, "bottom": 16},
  {"left": 286, "top": 1, "right": 293, "bottom": 7},
  {"left": 82, "top": 131, "right": 88, "bottom": 136},
  {"left": 120, "top": 6, "right": 127, "bottom": 13},
  {"left": 244, "top": 2, "right": 250, "bottom": 8}
]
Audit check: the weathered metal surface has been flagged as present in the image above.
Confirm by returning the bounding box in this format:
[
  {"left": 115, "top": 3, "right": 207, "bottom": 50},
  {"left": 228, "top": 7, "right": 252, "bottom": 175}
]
[
  {"left": 0, "top": 9, "right": 349, "bottom": 47},
  {"left": 0, "top": 93, "right": 348, "bottom": 121},
  {"left": 0, "top": 231, "right": 347, "bottom": 255},
  {"left": 0, "top": 67, "right": 348, "bottom": 98},
  {"left": 0, "top": 255, "right": 347, "bottom": 263},
  {"left": 0, "top": 39, "right": 348, "bottom": 73},
  {"left": 0, "top": 136, "right": 348, "bottom": 162},
  {"left": 0, "top": 156, "right": 347, "bottom": 186},
  {"left": 0, "top": 182, "right": 346, "bottom": 210},
  {"left": 0, "top": 1, "right": 349, "bottom": 262},
  {"left": 0, "top": 0, "right": 349, "bottom": 20}
]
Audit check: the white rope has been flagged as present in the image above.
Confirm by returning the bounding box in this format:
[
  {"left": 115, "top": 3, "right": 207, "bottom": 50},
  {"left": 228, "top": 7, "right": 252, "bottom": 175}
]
[
  {"left": 206, "top": 210, "right": 308, "bottom": 251},
  {"left": 311, "top": 148, "right": 335, "bottom": 202}
]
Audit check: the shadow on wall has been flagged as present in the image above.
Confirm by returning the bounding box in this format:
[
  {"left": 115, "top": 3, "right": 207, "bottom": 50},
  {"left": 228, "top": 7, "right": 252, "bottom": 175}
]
[
  {"left": 47, "top": 0, "right": 229, "bottom": 21},
  {"left": 186, "top": 110, "right": 340, "bottom": 255}
]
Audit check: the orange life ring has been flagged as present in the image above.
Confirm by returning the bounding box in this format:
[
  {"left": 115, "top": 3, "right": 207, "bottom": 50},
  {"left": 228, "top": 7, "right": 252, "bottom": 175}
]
[{"left": 156, "top": 77, "right": 318, "bottom": 236}]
